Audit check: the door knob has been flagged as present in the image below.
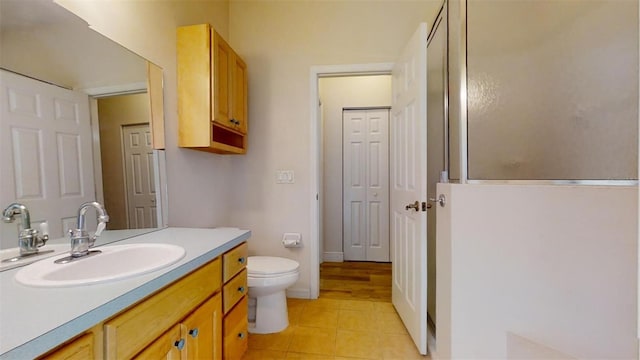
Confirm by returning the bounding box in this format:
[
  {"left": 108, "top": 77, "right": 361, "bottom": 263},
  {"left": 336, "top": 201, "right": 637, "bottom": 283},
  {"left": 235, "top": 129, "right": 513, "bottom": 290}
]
[
  {"left": 429, "top": 194, "right": 446, "bottom": 207},
  {"left": 405, "top": 201, "right": 420, "bottom": 211}
]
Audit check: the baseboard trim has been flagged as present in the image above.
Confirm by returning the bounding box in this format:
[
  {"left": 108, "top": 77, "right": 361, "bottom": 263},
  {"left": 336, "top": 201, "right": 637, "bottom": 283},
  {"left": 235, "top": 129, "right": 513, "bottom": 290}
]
[
  {"left": 286, "top": 287, "right": 311, "bottom": 299},
  {"left": 323, "top": 252, "right": 344, "bottom": 262}
]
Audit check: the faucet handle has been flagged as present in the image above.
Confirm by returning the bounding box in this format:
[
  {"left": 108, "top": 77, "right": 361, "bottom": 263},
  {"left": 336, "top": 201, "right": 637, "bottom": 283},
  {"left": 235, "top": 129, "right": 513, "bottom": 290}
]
[
  {"left": 40, "top": 222, "right": 49, "bottom": 237},
  {"left": 36, "top": 222, "right": 49, "bottom": 247}
]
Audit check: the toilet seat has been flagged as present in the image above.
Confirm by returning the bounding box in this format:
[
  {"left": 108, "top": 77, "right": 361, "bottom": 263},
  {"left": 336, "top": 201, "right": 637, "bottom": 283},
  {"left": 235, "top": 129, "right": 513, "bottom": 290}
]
[{"left": 247, "top": 256, "right": 299, "bottom": 278}]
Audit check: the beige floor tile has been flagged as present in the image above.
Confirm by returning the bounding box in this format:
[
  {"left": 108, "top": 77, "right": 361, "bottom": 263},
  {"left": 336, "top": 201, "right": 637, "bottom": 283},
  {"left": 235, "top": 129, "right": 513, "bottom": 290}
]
[
  {"left": 337, "top": 309, "right": 379, "bottom": 332},
  {"left": 379, "top": 333, "right": 429, "bottom": 360},
  {"left": 248, "top": 326, "right": 294, "bottom": 351},
  {"left": 288, "top": 326, "right": 337, "bottom": 356},
  {"left": 299, "top": 306, "right": 339, "bottom": 328},
  {"left": 241, "top": 348, "right": 287, "bottom": 360},
  {"left": 305, "top": 298, "right": 344, "bottom": 310},
  {"left": 334, "top": 329, "right": 383, "bottom": 359},
  {"left": 340, "top": 299, "right": 375, "bottom": 311},
  {"left": 288, "top": 304, "right": 304, "bottom": 326},
  {"left": 372, "top": 302, "right": 396, "bottom": 314},
  {"left": 376, "top": 312, "right": 408, "bottom": 335},
  {"left": 285, "top": 352, "right": 335, "bottom": 359}
]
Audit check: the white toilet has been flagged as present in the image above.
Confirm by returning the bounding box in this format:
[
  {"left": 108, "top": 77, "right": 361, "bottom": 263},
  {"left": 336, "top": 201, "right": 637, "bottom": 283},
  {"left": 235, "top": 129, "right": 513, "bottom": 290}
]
[{"left": 247, "top": 256, "right": 299, "bottom": 334}]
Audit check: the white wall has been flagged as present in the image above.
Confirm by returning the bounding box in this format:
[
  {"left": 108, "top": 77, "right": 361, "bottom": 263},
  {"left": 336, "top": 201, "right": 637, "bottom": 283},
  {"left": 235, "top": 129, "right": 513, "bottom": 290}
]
[
  {"left": 319, "top": 75, "right": 392, "bottom": 261},
  {"left": 228, "top": 1, "right": 439, "bottom": 296},
  {"left": 436, "top": 183, "right": 638, "bottom": 359}
]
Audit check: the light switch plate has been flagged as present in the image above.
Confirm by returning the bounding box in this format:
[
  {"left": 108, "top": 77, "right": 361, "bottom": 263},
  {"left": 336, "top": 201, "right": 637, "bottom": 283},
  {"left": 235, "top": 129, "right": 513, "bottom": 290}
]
[{"left": 276, "top": 170, "right": 295, "bottom": 184}]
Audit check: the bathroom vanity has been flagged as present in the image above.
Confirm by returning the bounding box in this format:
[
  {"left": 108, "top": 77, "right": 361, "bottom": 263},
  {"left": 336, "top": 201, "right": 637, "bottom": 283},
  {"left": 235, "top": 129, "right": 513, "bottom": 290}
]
[{"left": 0, "top": 227, "right": 250, "bottom": 359}]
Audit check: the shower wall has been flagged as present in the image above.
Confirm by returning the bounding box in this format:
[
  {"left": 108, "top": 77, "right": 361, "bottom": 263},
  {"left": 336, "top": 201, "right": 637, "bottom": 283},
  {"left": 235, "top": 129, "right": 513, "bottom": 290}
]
[{"left": 466, "top": 0, "right": 638, "bottom": 180}]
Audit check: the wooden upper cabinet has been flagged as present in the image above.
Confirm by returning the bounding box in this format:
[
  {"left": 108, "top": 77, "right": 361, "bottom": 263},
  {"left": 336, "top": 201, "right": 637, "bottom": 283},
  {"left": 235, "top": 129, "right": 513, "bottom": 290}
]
[{"left": 178, "top": 24, "right": 248, "bottom": 154}]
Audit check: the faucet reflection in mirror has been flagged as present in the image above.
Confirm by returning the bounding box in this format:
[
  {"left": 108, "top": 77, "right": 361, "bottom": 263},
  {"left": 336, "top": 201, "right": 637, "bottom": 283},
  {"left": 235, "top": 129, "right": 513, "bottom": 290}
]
[
  {"left": 2, "top": 203, "right": 49, "bottom": 256},
  {"left": 68, "top": 202, "right": 109, "bottom": 258}
]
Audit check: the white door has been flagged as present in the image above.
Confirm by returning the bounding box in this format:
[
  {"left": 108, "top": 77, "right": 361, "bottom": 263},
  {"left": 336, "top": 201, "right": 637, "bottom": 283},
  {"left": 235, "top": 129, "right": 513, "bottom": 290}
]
[
  {"left": 122, "top": 124, "right": 157, "bottom": 229},
  {"left": 343, "top": 109, "right": 390, "bottom": 262},
  {"left": 0, "top": 70, "right": 95, "bottom": 246},
  {"left": 390, "top": 23, "right": 428, "bottom": 355}
]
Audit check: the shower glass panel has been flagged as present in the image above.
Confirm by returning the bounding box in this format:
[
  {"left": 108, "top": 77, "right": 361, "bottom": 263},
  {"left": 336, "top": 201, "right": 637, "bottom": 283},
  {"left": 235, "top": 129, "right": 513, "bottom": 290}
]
[{"left": 466, "top": 0, "right": 638, "bottom": 180}]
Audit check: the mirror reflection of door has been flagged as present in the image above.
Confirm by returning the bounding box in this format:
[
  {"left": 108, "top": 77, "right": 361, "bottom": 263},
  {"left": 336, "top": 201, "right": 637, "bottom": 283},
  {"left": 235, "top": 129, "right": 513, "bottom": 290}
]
[
  {"left": 122, "top": 124, "right": 157, "bottom": 229},
  {"left": 97, "top": 93, "right": 155, "bottom": 230}
]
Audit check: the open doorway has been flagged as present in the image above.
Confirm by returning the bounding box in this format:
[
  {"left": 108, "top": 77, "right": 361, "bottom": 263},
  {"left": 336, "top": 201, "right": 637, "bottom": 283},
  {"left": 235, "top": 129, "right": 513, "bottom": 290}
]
[
  {"left": 319, "top": 75, "right": 392, "bottom": 263},
  {"left": 92, "top": 92, "right": 157, "bottom": 230}
]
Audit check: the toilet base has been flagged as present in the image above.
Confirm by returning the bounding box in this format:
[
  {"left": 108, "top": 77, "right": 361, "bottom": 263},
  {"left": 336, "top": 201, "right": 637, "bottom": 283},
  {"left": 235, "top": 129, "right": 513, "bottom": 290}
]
[{"left": 248, "top": 290, "right": 289, "bottom": 334}]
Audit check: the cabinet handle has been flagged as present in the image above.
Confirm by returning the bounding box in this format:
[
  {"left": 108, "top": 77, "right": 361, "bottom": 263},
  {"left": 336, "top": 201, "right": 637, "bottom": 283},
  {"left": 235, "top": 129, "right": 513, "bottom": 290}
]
[
  {"left": 175, "top": 338, "right": 185, "bottom": 350},
  {"left": 238, "top": 257, "right": 246, "bottom": 264},
  {"left": 237, "top": 286, "right": 245, "bottom": 293},
  {"left": 189, "top": 328, "right": 199, "bottom": 338},
  {"left": 238, "top": 332, "right": 246, "bottom": 339}
]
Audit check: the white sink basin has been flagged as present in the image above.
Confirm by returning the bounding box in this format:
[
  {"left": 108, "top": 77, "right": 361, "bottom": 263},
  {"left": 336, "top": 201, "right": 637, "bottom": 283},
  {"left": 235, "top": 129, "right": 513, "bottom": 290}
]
[
  {"left": 0, "top": 244, "right": 70, "bottom": 272},
  {"left": 15, "top": 243, "right": 185, "bottom": 287}
]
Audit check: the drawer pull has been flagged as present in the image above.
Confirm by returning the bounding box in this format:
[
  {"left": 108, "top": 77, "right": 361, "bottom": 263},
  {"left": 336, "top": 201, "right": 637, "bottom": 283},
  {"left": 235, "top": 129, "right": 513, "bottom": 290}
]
[
  {"left": 237, "top": 286, "right": 245, "bottom": 293},
  {"left": 238, "top": 332, "right": 246, "bottom": 339},
  {"left": 238, "top": 257, "right": 246, "bottom": 264},
  {"left": 189, "top": 328, "right": 199, "bottom": 338},
  {"left": 175, "top": 338, "right": 185, "bottom": 350}
]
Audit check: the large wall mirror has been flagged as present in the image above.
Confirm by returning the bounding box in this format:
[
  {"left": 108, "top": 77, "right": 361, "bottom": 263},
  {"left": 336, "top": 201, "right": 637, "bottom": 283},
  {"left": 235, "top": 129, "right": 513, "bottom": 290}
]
[{"left": 0, "top": 0, "right": 167, "bottom": 249}]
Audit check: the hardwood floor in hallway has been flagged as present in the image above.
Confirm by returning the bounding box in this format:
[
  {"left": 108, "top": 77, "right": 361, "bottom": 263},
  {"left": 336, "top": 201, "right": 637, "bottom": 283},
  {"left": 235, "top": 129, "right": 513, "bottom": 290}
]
[{"left": 320, "top": 261, "right": 392, "bottom": 302}]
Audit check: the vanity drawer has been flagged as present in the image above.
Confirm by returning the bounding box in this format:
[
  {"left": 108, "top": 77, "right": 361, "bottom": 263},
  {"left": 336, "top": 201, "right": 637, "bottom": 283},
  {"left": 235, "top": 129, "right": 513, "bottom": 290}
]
[
  {"left": 223, "top": 242, "right": 248, "bottom": 282},
  {"left": 223, "top": 296, "right": 248, "bottom": 360},
  {"left": 104, "top": 258, "right": 221, "bottom": 360},
  {"left": 223, "top": 269, "right": 247, "bottom": 313}
]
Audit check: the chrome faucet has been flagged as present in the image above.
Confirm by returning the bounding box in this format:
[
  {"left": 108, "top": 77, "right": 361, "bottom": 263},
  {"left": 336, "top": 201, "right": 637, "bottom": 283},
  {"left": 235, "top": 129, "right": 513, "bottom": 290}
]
[
  {"left": 69, "top": 201, "right": 109, "bottom": 258},
  {"left": 2, "top": 203, "right": 49, "bottom": 255}
]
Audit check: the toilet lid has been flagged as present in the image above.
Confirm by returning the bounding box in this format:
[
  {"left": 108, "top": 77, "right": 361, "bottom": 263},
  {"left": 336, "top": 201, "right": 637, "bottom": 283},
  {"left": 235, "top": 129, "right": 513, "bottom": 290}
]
[{"left": 247, "top": 256, "right": 299, "bottom": 276}]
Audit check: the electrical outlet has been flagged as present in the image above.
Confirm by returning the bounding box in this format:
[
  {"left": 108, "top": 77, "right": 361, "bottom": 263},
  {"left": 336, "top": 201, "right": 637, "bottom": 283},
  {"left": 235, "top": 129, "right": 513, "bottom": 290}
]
[{"left": 276, "top": 170, "right": 295, "bottom": 184}]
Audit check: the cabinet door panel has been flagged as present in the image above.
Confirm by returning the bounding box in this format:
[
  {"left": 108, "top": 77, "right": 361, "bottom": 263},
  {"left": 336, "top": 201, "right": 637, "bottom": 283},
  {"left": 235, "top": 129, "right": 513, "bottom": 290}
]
[
  {"left": 230, "top": 53, "right": 248, "bottom": 134},
  {"left": 133, "top": 324, "right": 182, "bottom": 360},
  {"left": 212, "top": 30, "right": 232, "bottom": 129},
  {"left": 183, "top": 294, "right": 223, "bottom": 360}
]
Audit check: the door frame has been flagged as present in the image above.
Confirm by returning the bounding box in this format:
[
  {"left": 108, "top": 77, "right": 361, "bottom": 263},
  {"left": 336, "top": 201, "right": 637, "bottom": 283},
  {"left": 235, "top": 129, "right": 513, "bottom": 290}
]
[
  {"left": 309, "top": 63, "right": 393, "bottom": 299},
  {"left": 89, "top": 92, "right": 167, "bottom": 229}
]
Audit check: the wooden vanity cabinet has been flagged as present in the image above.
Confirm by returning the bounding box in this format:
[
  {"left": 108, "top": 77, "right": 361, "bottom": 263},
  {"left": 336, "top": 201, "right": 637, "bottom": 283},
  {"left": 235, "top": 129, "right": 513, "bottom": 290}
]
[
  {"left": 36, "top": 242, "right": 249, "bottom": 360},
  {"left": 177, "top": 24, "right": 248, "bottom": 154}
]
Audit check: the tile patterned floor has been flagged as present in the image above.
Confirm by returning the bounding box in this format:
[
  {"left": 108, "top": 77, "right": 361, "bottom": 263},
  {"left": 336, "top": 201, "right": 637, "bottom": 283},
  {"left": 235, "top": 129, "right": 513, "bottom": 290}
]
[{"left": 242, "top": 262, "right": 429, "bottom": 360}]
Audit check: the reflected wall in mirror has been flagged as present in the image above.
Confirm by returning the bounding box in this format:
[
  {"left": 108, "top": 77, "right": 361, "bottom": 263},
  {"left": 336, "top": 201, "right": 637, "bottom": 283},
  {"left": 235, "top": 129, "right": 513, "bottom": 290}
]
[{"left": 0, "top": 0, "right": 166, "bottom": 249}]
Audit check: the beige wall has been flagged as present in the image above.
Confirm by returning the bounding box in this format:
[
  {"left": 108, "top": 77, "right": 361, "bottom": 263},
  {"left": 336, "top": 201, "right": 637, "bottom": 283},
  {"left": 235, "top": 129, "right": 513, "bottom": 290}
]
[
  {"left": 319, "top": 75, "right": 392, "bottom": 259},
  {"left": 229, "top": 1, "right": 439, "bottom": 295},
  {"left": 56, "top": 0, "right": 439, "bottom": 295},
  {"left": 57, "top": 0, "right": 235, "bottom": 230},
  {"left": 97, "top": 93, "right": 150, "bottom": 230}
]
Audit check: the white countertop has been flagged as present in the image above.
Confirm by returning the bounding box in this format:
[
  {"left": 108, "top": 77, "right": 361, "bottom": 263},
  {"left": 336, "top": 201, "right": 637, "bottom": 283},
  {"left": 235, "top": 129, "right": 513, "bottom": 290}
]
[{"left": 0, "top": 227, "right": 250, "bottom": 359}]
